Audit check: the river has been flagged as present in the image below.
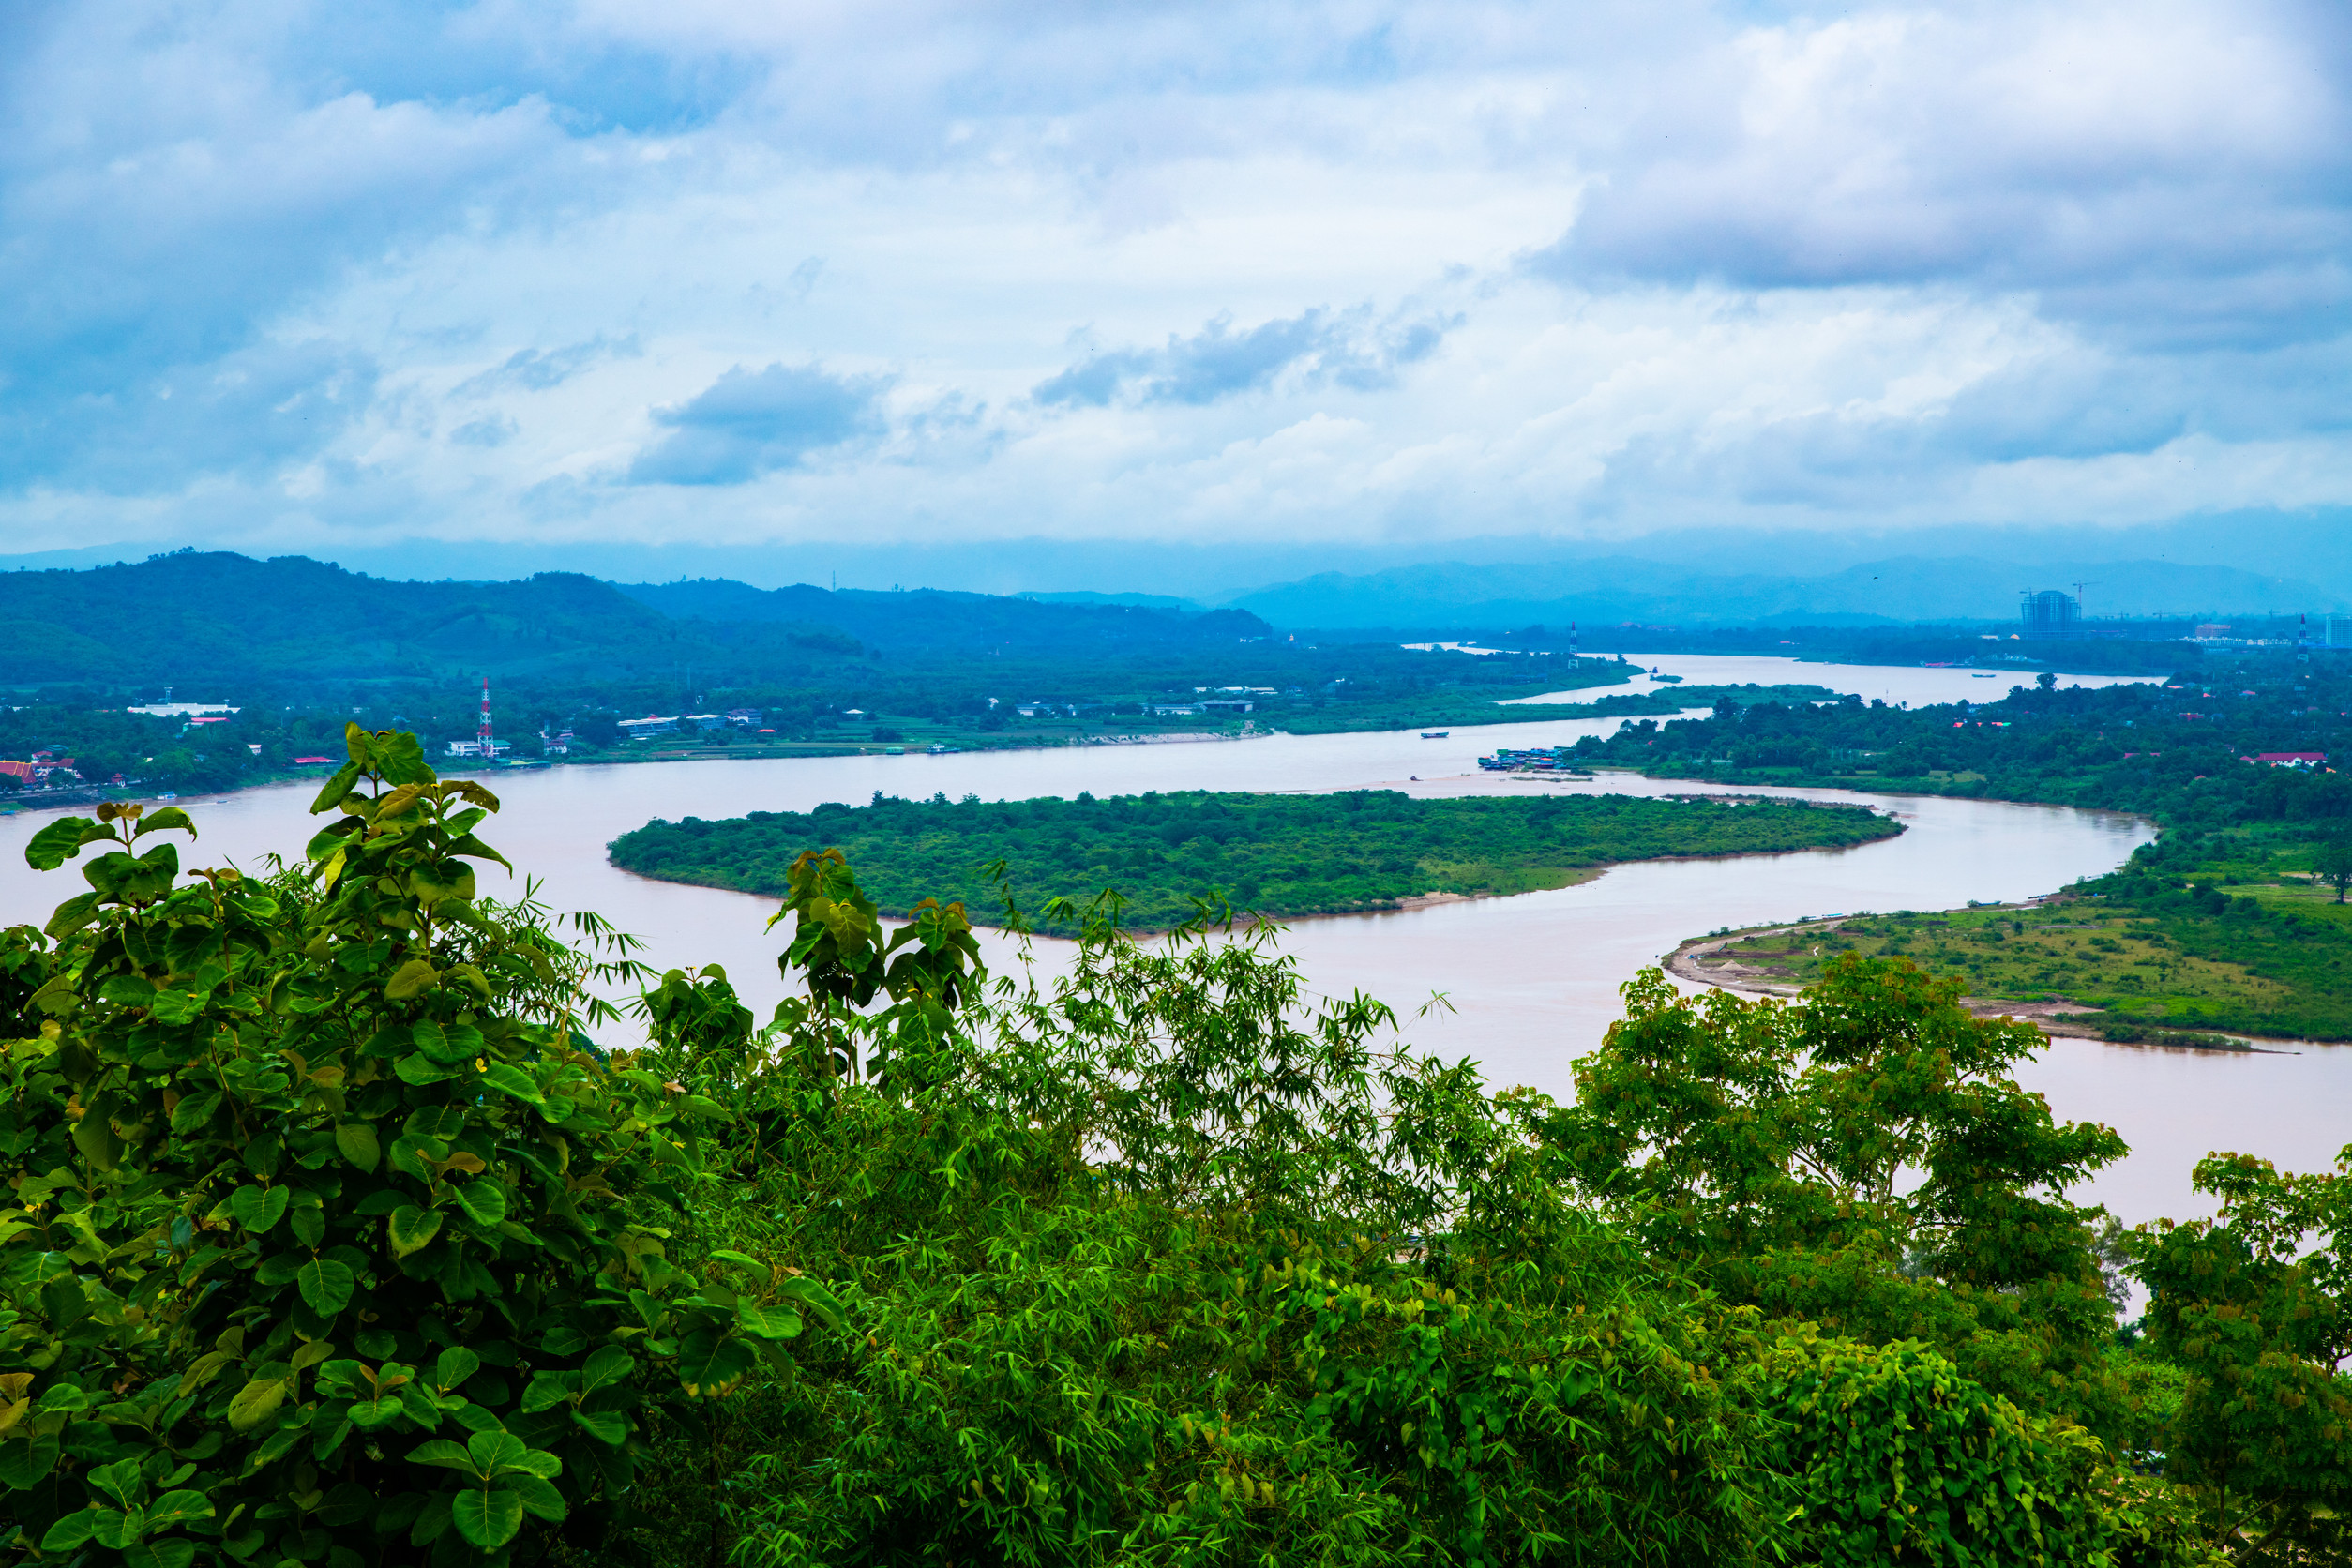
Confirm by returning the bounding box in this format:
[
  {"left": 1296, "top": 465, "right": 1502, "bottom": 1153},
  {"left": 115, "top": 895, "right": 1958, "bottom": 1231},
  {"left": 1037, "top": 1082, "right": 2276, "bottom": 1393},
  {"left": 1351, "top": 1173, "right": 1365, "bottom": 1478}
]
[{"left": 0, "top": 655, "right": 2336, "bottom": 1225}]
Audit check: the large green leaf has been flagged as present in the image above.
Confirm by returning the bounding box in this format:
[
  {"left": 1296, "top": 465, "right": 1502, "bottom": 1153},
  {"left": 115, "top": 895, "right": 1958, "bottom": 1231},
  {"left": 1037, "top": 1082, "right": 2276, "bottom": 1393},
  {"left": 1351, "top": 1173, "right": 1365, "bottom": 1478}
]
[
  {"left": 677, "top": 1328, "right": 755, "bottom": 1390},
  {"left": 125, "top": 1540, "right": 196, "bottom": 1568},
  {"left": 411, "top": 1020, "right": 475, "bottom": 1064},
  {"left": 520, "top": 1372, "right": 577, "bottom": 1413},
  {"left": 774, "top": 1274, "right": 848, "bottom": 1332},
  {"left": 405, "top": 1439, "right": 480, "bottom": 1473},
  {"left": 25, "top": 816, "right": 104, "bottom": 870},
  {"left": 296, "top": 1259, "right": 355, "bottom": 1316},
  {"left": 98, "top": 974, "right": 157, "bottom": 1007},
  {"left": 410, "top": 860, "right": 477, "bottom": 906},
  {"left": 42, "top": 891, "right": 103, "bottom": 939},
  {"left": 395, "top": 1052, "right": 460, "bottom": 1086},
  {"left": 446, "top": 832, "right": 515, "bottom": 871},
  {"left": 465, "top": 1431, "right": 532, "bottom": 1474},
  {"left": 476, "top": 1061, "right": 544, "bottom": 1107},
  {"left": 580, "top": 1345, "right": 634, "bottom": 1392},
  {"left": 505, "top": 1475, "right": 568, "bottom": 1522},
  {"left": 91, "top": 1505, "right": 142, "bottom": 1549},
  {"left": 348, "top": 1395, "right": 407, "bottom": 1430},
  {"left": 86, "top": 1456, "right": 144, "bottom": 1506},
  {"left": 334, "top": 1122, "right": 382, "bottom": 1173},
  {"left": 733, "top": 1304, "right": 804, "bottom": 1340},
  {"left": 451, "top": 1487, "right": 524, "bottom": 1549},
  {"left": 168, "top": 1091, "right": 221, "bottom": 1136},
  {"left": 39, "top": 1510, "right": 100, "bottom": 1550},
  {"left": 0, "top": 1432, "right": 60, "bottom": 1490},
  {"left": 72, "top": 1111, "right": 124, "bottom": 1171},
  {"left": 433, "top": 1348, "right": 481, "bottom": 1391},
  {"left": 144, "top": 1490, "right": 215, "bottom": 1528},
  {"left": 309, "top": 760, "right": 365, "bottom": 815},
  {"left": 385, "top": 960, "right": 441, "bottom": 1001},
  {"left": 452, "top": 1182, "right": 508, "bottom": 1227},
  {"left": 133, "top": 807, "right": 197, "bottom": 840},
  {"left": 388, "top": 1207, "right": 444, "bottom": 1258},
  {"left": 230, "top": 1184, "right": 290, "bottom": 1235},
  {"left": 373, "top": 730, "right": 435, "bottom": 787},
  {"left": 225, "top": 1378, "right": 287, "bottom": 1433},
  {"left": 570, "top": 1409, "right": 628, "bottom": 1445}
]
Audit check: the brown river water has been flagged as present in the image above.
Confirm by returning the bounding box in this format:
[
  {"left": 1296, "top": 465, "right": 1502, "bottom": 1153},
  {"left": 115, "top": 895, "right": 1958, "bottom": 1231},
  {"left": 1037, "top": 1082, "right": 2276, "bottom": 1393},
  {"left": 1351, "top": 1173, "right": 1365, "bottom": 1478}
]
[{"left": 1, "top": 655, "right": 2337, "bottom": 1226}]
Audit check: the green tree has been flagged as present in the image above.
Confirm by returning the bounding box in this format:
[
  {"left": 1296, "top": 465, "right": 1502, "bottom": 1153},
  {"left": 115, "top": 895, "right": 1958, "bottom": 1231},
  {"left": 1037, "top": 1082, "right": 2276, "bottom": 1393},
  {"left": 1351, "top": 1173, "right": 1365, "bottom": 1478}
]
[
  {"left": 1538, "top": 956, "right": 2128, "bottom": 1423},
  {"left": 0, "top": 727, "right": 838, "bottom": 1568},
  {"left": 2314, "top": 837, "right": 2352, "bottom": 903},
  {"left": 2133, "top": 1147, "right": 2352, "bottom": 1562}
]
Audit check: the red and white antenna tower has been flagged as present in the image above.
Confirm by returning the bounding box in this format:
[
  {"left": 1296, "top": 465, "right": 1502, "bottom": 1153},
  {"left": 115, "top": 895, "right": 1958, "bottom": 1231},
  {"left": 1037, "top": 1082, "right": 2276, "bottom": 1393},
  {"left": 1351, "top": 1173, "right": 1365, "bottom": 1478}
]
[{"left": 477, "top": 676, "right": 492, "bottom": 758}]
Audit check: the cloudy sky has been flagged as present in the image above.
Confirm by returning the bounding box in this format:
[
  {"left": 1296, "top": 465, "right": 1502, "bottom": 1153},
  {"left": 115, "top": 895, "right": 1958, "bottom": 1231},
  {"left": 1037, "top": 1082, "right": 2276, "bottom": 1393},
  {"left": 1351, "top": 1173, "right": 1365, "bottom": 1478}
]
[{"left": 3, "top": 0, "right": 2347, "bottom": 576}]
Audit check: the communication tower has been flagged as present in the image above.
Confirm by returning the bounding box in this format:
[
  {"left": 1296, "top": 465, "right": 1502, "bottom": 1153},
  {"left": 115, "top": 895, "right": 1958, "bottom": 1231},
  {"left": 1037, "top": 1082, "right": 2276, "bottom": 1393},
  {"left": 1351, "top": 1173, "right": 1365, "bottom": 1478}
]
[{"left": 478, "top": 676, "right": 493, "bottom": 759}]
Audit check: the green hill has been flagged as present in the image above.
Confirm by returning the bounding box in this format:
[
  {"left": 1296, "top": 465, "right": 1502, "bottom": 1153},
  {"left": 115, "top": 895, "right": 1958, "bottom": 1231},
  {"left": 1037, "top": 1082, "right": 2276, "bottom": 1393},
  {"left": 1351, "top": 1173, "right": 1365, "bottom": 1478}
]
[{"left": 0, "top": 551, "right": 1271, "bottom": 690}]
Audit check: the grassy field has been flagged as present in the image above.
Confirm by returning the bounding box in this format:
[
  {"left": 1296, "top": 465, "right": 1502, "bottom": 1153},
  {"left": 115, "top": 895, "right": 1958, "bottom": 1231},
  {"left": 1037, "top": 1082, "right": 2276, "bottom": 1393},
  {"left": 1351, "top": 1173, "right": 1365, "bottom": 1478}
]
[
  {"left": 611, "top": 788, "right": 1903, "bottom": 934},
  {"left": 1701, "top": 881, "right": 2352, "bottom": 1041},
  {"left": 1710, "top": 908, "right": 2288, "bottom": 1013}
]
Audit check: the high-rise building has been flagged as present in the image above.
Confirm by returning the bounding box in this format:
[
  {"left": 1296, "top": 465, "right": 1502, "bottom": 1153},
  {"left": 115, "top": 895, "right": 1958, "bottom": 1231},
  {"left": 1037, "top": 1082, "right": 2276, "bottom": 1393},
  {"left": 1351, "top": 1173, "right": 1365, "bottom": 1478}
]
[
  {"left": 2020, "top": 590, "right": 2079, "bottom": 640},
  {"left": 2328, "top": 614, "right": 2352, "bottom": 650}
]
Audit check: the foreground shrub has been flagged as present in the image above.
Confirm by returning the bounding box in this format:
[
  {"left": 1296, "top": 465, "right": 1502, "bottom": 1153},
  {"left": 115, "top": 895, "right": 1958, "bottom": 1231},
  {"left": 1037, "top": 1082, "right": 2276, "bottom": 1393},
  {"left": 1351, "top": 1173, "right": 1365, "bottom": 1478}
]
[
  {"left": 0, "top": 728, "right": 2305, "bottom": 1567},
  {"left": 1, "top": 728, "right": 834, "bottom": 1568},
  {"left": 1758, "top": 1332, "right": 2214, "bottom": 1568}
]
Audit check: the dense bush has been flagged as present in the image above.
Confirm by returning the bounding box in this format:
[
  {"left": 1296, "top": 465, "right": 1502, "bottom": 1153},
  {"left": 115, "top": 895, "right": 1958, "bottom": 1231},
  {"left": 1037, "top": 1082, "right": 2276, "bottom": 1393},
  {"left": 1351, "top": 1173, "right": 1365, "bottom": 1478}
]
[
  {"left": 0, "top": 728, "right": 837, "bottom": 1568},
  {"left": 610, "top": 789, "right": 1900, "bottom": 933},
  {"left": 6, "top": 727, "right": 2344, "bottom": 1566}
]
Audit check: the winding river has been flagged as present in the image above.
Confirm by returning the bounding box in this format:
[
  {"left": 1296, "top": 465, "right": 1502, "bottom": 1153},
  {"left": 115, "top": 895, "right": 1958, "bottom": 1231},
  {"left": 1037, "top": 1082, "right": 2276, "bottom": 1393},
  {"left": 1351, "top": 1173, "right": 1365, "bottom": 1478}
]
[{"left": 2, "top": 654, "right": 2340, "bottom": 1225}]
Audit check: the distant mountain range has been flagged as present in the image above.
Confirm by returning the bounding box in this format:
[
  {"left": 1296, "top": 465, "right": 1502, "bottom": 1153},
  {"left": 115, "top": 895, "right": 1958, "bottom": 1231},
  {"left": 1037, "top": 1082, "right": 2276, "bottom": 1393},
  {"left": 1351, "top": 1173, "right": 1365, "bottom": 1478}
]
[
  {"left": 1220, "top": 555, "right": 2342, "bottom": 630},
  {"left": 615, "top": 579, "right": 1260, "bottom": 649},
  {"left": 0, "top": 553, "right": 1269, "bottom": 688},
  {"left": 0, "top": 546, "right": 2329, "bottom": 694}
]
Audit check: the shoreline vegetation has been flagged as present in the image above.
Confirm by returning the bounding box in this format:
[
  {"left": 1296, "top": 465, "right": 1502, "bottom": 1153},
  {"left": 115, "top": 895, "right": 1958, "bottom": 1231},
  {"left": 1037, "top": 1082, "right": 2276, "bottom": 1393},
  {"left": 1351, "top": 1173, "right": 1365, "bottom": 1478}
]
[
  {"left": 8, "top": 728, "right": 2344, "bottom": 1567},
  {"left": 607, "top": 788, "right": 1903, "bottom": 936},
  {"left": 1666, "top": 912, "right": 2297, "bottom": 1051},
  {"left": 0, "top": 680, "right": 1838, "bottom": 815},
  {"left": 1576, "top": 663, "right": 2352, "bottom": 1044}
]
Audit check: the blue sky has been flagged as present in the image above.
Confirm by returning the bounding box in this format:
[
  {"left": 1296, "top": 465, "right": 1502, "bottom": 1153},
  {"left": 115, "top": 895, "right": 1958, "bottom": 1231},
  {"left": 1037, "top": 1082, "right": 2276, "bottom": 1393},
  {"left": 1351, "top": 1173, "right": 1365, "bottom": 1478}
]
[{"left": 3, "top": 0, "right": 2347, "bottom": 576}]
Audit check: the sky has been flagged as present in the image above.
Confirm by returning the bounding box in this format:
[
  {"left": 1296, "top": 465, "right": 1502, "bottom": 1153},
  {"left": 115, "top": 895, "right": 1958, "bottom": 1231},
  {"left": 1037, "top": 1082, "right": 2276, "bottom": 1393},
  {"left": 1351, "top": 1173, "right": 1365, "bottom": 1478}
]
[{"left": 3, "top": 0, "right": 2348, "bottom": 585}]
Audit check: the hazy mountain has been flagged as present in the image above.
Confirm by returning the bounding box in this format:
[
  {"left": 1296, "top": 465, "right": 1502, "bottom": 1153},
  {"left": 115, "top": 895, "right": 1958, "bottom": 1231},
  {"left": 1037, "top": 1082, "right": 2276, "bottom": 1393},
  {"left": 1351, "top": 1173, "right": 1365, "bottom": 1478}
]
[
  {"left": 613, "top": 579, "right": 1263, "bottom": 650},
  {"left": 1018, "top": 590, "right": 1203, "bottom": 611},
  {"left": 1228, "top": 556, "right": 2343, "bottom": 630},
  {"left": 0, "top": 553, "right": 1267, "bottom": 690},
  {"left": 9, "top": 506, "right": 2349, "bottom": 605}
]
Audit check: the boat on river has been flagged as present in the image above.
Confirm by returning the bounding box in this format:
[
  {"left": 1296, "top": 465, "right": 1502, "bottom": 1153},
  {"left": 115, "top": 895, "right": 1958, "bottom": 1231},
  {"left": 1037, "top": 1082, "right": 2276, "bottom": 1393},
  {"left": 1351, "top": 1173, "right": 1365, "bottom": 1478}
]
[
  {"left": 1479, "top": 745, "right": 1587, "bottom": 773},
  {"left": 1421, "top": 731, "right": 1449, "bottom": 739}
]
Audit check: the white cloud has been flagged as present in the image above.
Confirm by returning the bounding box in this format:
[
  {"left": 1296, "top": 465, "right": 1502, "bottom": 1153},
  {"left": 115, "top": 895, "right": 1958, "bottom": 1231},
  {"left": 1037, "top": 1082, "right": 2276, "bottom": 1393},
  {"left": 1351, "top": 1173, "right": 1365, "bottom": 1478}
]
[{"left": 0, "top": 0, "right": 2346, "bottom": 563}]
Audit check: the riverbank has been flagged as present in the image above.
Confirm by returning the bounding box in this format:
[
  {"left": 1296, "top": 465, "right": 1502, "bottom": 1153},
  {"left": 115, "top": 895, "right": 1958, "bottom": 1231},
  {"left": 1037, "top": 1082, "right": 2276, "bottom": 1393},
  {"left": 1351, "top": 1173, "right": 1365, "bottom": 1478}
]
[{"left": 1665, "top": 914, "right": 2305, "bottom": 1053}]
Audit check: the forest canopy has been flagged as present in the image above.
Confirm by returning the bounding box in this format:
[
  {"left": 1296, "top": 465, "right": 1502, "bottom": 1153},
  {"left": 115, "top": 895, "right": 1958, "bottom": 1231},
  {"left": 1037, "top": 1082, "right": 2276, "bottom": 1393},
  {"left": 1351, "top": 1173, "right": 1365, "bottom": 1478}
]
[
  {"left": 4, "top": 729, "right": 2348, "bottom": 1565},
  {"left": 607, "top": 788, "right": 1903, "bottom": 932}
]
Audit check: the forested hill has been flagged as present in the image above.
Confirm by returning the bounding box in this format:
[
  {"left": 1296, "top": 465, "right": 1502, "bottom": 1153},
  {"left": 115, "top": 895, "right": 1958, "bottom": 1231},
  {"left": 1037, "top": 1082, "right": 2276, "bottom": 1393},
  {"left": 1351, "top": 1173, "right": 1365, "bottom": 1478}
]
[
  {"left": 616, "top": 578, "right": 1270, "bottom": 651},
  {"left": 0, "top": 551, "right": 1269, "bottom": 688},
  {"left": 0, "top": 552, "right": 681, "bottom": 686}
]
